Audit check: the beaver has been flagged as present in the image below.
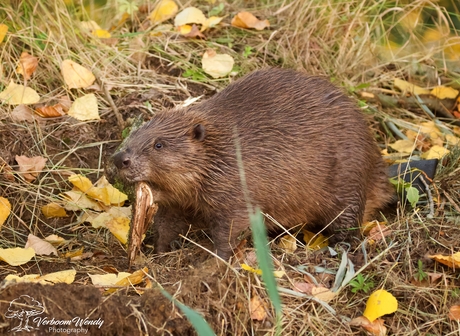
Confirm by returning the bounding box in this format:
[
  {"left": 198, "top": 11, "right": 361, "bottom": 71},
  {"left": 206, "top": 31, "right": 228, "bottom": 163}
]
[{"left": 113, "top": 68, "right": 394, "bottom": 259}]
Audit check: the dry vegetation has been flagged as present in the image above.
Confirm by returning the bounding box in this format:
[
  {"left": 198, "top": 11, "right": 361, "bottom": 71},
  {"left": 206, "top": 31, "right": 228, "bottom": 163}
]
[{"left": 1, "top": 0, "right": 460, "bottom": 335}]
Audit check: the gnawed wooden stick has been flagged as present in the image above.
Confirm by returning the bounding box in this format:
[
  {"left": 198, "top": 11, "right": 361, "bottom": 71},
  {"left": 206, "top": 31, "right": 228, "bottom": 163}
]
[{"left": 128, "top": 182, "right": 158, "bottom": 266}]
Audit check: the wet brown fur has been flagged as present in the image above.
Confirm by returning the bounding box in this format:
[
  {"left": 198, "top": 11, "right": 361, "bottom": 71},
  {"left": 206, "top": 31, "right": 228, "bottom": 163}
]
[{"left": 113, "top": 68, "right": 394, "bottom": 259}]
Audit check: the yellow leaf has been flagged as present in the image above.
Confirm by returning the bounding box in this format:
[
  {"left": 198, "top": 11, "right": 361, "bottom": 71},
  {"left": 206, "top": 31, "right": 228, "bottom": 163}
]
[
  {"left": 388, "top": 139, "right": 415, "bottom": 154},
  {"left": 231, "top": 12, "right": 269, "bottom": 31},
  {"left": 201, "top": 16, "right": 224, "bottom": 32},
  {"left": 241, "top": 263, "right": 262, "bottom": 275},
  {"left": 95, "top": 176, "right": 128, "bottom": 205},
  {"left": 446, "top": 134, "right": 460, "bottom": 146},
  {"left": 174, "top": 7, "right": 207, "bottom": 27},
  {"left": 68, "top": 93, "right": 100, "bottom": 121},
  {"left": 363, "top": 289, "right": 398, "bottom": 322},
  {"left": 89, "top": 272, "right": 132, "bottom": 286},
  {"left": 421, "top": 145, "right": 449, "bottom": 160},
  {"left": 41, "top": 202, "right": 67, "bottom": 218},
  {"left": 429, "top": 251, "right": 460, "bottom": 268},
  {"left": 202, "top": 49, "right": 234, "bottom": 78},
  {"left": 61, "top": 190, "right": 103, "bottom": 211},
  {"left": 178, "top": 24, "right": 193, "bottom": 35},
  {"left": 400, "top": 11, "right": 421, "bottom": 31},
  {"left": 278, "top": 235, "right": 297, "bottom": 253},
  {"left": 149, "top": 0, "right": 178, "bottom": 24},
  {"left": 311, "top": 286, "right": 336, "bottom": 303},
  {"left": 302, "top": 230, "right": 329, "bottom": 250},
  {"left": 430, "top": 86, "right": 459, "bottom": 99},
  {"left": 16, "top": 52, "right": 39, "bottom": 80},
  {"left": 4, "top": 274, "right": 41, "bottom": 284},
  {"left": 423, "top": 28, "right": 444, "bottom": 43},
  {"left": 0, "top": 247, "right": 35, "bottom": 266},
  {"left": 105, "top": 215, "right": 130, "bottom": 244},
  {"left": 61, "top": 59, "right": 96, "bottom": 89},
  {"left": 105, "top": 267, "right": 148, "bottom": 293},
  {"left": 0, "top": 197, "right": 11, "bottom": 229},
  {"left": 39, "top": 269, "right": 76, "bottom": 284},
  {"left": 0, "top": 23, "right": 8, "bottom": 44},
  {"left": 64, "top": 247, "right": 84, "bottom": 259},
  {"left": 250, "top": 295, "right": 267, "bottom": 321},
  {"left": 419, "top": 121, "right": 442, "bottom": 140},
  {"left": 394, "top": 78, "right": 430, "bottom": 96},
  {"left": 92, "top": 29, "right": 111, "bottom": 38},
  {"left": 449, "top": 305, "right": 460, "bottom": 321},
  {"left": 0, "top": 81, "right": 40, "bottom": 105}
]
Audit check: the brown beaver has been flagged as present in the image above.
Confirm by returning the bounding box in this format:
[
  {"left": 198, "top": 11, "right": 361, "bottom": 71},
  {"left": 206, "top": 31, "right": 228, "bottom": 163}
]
[{"left": 113, "top": 68, "right": 393, "bottom": 259}]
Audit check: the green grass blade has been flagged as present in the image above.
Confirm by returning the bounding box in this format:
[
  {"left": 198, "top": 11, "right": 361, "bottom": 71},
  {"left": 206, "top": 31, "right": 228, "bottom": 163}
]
[{"left": 160, "top": 289, "right": 216, "bottom": 336}]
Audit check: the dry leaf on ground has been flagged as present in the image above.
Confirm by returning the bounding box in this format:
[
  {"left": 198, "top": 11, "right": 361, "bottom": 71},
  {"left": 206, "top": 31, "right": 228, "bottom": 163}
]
[
  {"left": 250, "top": 295, "right": 267, "bottom": 321},
  {"left": 149, "top": 0, "right": 178, "bottom": 24},
  {"left": 201, "top": 16, "right": 224, "bottom": 31},
  {"left": 25, "top": 234, "right": 58, "bottom": 256},
  {"left": 16, "top": 52, "right": 38, "bottom": 80},
  {"left": 0, "top": 197, "right": 11, "bottom": 229},
  {"left": 363, "top": 289, "right": 398, "bottom": 322},
  {"left": 61, "top": 59, "right": 96, "bottom": 89},
  {"left": 449, "top": 305, "right": 460, "bottom": 321},
  {"left": 429, "top": 251, "right": 460, "bottom": 268},
  {"left": 394, "top": 78, "right": 430, "bottom": 96},
  {"left": 0, "top": 247, "right": 35, "bottom": 266},
  {"left": 231, "top": 12, "right": 269, "bottom": 30},
  {"left": 302, "top": 230, "right": 328, "bottom": 250},
  {"left": 421, "top": 145, "right": 449, "bottom": 160},
  {"left": 92, "top": 29, "right": 111, "bottom": 38},
  {"left": 430, "top": 86, "right": 459, "bottom": 99},
  {"left": 89, "top": 272, "right": 132, "bottom": 286},
  {"left": 0, "top": 81, "right": 40, "bottom": 105},
  {"left": 350, "top": 316, "right": 387, "bottom": 336},
  {"left": 174, "top": 7, "right": 207, "bottom": 27},
  {"left": 0, "top": 23, "right": 8, "bottom": 44},
  {"left": 278, "top": 235, "right": 297, "bottom": 253},
  {"left": 11, "top": 105, "right": 37, "bottom": 123},
  {"left": 41, "top": 202, "right": 67, "bottom": 218},
  {"left": 202, "top": 49, "right": 234, "bottom": 78},
  {"left": 4, "top": 269, "right": 76, "bottom": 285},
  {"left": 15, "top": 155, "right": 47, "bottom": 182},
  {"left": 68, "top": 93, "right": 100, "bottom": 121},
  {"left": 178, "top": 24, "right": 205, "bottom": 38},
  {"left": 35, "top": 103, "right": 66, "bottom": 118},
  {"left": 389, "top": 139, "right": 415, "bottom": 154}
]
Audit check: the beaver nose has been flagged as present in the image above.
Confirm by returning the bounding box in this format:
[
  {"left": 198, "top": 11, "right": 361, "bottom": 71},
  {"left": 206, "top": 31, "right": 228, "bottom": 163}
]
[{"left": 113, "top": 150, "right": 132, "bottom": 170}]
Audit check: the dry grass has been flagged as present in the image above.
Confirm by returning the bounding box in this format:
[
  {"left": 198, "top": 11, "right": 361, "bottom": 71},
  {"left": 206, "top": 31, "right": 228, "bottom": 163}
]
[{"left": 1, "top": 0, "right": 460, "bottom": 335}]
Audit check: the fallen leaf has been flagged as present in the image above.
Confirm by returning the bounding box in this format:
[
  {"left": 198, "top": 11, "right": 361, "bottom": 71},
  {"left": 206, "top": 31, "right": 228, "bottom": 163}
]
[
  {"left": 80, "top": 20, "right": 101, "bottom": 32},
  {"left": 302, "top": 230, "right": 329, "bottom": 250},
  {"left": 39, "top": 269, "right": 76, "bottom": 284},
  {"left": 311, "top": 286, "right": 336, "bottom": 302},
  {"left": 294, "top": 281, "right": 315, "bottom": 294},
  {"left": 0, "top": 81, "right": 40, "bottom": 105},
  {"left": 92, "top": 29, "right": 111, "bottom": 38},
  {"left": 449, "top": 305, "right": 460, "bottom": 321},
  {"left": 446, "top": 134, "right": 460, "bottom": 146},
  {"left": 106, "top": 267, "right": 148, "bottom": 293},
  {"left": 11, "top": 105, "right": 37, "bottom": 123},
  {"left": 68, "top": 93, "right": 100, "bottom": 121},
  {"left": 0, "top": 197, "right": 11, "bottom": 229},
  {"left": 202, "top": 49, "right": 234, "bottom": 78},
  {"left": 61, "top": 190, "right": 103, "bottom": 211},
  {"left": 16, "top": 52, "right": 39, "bottom": 80},
  {"left": 421, "top": 145, "right": 449, "bottom": 160},
  {"left": 389, "top": 139, "right": 415, "bottom": 154},
  {"left": 0, "top": 247, "right": 35, "bottom": 266},
  {"left": 15, "top": 155, "right": 47, "bottom": 182},
  {"left": 250, "top": 295, "right": 267, "bottom": 321},
  {"left": 174, "top": 7, "right": 207, "bottom": 27},
  {"left": 64, "top": 247, "right": 84, "bottom": 259},
  {"left": 25, "top": 234, "right": 58, "bottom": 256},
  {"left": 241, "top": 263, "right": 262, "bottom": 275},
  {"left": 61, "top": 59, "right": 96, "bottom": 89},
  {"left": 89, "top": 272, "right": 132, "bottom": 286},
  {"left": 179, "top": 24, "right": 205, "bottom": 38},
  {"left": 368, "top": 224, "right": 392, "bottom": 241},
  {"left": 149, "top": 0, "right": 178, "bottom": 24},
  {"left": 363, "top": 289, "right": 398, "bottom": 322},
  {"left": 419, "top": 121, "right": 443, "bottom": 141},
  {"left": 278, "top": 235, "right": 297, "bottom": 253},
  {"left": 35, "top": 104, "right": 66, "bottom": 118},
  {"left": 349, "top": 316, "right": 387, "bottom": 336},
  {"left": 394, "top": 78, "right": 430, "bottom": 96},
  {"left": 41, "top": 202, "right": 67, "bottom": 218},
  {"left": 94, "top": 176, "right": 128, "bottom": 205},
  {"left": 201, "top": 16, "right": 224, "bottom": 31},
  {"left": 44, "top": 234, "right": 66, "bottom": 246},
  {"left": 430, "top": 86, "right": 459, "bottom": 100},
  {"left": 0, "top": 23, "right": 8, "bottom": 44},
  {"left": 429, "top": 251, "right": 460, "bottom": 268},
  {"left": 231, "top": 12, "right": 269, "bottom": 30}
]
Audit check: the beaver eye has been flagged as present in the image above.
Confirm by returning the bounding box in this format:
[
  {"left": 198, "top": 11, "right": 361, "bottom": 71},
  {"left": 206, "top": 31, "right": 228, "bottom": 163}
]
[{"left": 154, "top": 142, "right": 163, "bottom": 150}]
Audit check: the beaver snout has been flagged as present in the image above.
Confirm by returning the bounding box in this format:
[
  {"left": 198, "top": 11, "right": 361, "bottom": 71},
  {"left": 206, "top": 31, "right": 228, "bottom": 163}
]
[{"left": 113, "top": 149, "right": 132, "bottom": 170}]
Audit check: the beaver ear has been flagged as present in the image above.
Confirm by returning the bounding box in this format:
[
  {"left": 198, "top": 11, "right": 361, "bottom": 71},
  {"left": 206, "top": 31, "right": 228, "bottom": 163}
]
[{"left": 192, "top": 124, "right": 206, "bottom": 141}]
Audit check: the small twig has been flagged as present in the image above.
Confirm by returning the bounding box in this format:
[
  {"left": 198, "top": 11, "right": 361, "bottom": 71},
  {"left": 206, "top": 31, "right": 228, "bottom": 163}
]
[
  {"left": 101, "top": 80, "right": 125, "bottom": 131},
  {"left": 419, "top": 175, "right": 434, "bottom": 219}
]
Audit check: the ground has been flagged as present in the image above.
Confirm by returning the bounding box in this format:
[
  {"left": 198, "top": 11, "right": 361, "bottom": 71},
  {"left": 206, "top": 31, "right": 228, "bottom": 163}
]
[{"left": 1, "top": 1, "right": 460, "bottom": 335}]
